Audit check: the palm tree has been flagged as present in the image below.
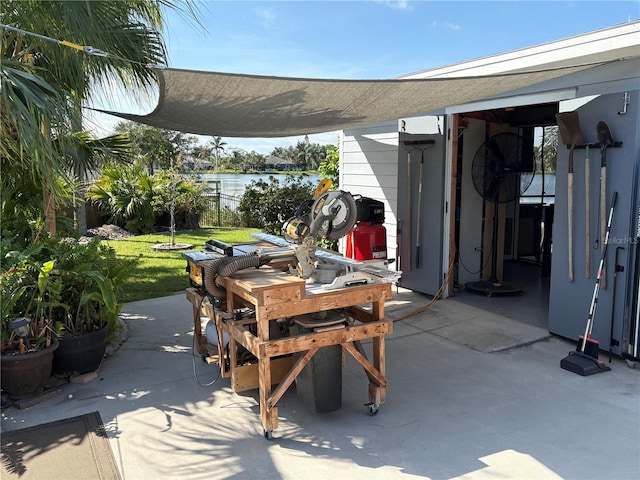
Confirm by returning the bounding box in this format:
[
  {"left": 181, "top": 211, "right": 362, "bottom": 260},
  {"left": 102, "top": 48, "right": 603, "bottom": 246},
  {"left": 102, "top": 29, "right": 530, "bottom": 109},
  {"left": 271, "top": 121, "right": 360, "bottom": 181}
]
[
  {"left": 537, "top": 125, "right": 558, "bottom": 173},
  {"left": 1, "top": 0, "right": 200, "bottom": 235},
  {"left": 209, "top": 136, "right": 227, "bottom": 171}
]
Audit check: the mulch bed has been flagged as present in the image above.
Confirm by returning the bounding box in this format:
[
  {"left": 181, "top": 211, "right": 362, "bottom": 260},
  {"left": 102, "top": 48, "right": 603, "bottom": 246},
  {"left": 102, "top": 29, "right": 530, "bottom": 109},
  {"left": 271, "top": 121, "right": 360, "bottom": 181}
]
[{"left": 83, "top": 224, "right": 133, "bottom": 241}]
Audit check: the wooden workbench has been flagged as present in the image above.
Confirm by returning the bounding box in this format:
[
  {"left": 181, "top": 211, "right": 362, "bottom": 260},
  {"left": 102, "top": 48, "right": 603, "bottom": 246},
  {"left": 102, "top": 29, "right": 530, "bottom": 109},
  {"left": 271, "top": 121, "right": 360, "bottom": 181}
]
[{"left": 186, "top": 265, "right": 393, "bottom": 439}]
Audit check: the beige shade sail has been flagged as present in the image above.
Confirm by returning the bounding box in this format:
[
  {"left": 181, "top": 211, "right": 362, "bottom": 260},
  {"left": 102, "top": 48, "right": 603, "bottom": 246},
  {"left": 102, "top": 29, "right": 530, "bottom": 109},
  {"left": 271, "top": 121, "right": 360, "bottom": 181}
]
[{"left": 102, "top": 63, "right": 602, "bottom": 138}]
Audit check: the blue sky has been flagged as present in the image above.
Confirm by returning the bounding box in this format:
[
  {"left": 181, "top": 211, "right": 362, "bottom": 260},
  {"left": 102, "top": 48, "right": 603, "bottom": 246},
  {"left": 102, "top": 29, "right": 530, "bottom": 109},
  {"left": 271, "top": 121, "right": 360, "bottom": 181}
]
[{"left": 89, "top": 0, "right": 639, "bottom": 153}]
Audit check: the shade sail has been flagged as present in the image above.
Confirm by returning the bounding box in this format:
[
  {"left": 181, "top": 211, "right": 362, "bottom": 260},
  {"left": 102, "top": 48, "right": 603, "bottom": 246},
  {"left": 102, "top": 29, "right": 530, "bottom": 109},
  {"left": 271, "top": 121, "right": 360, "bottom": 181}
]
[{"left": 103, "top": 63, "right": 600, "bottom": 138}]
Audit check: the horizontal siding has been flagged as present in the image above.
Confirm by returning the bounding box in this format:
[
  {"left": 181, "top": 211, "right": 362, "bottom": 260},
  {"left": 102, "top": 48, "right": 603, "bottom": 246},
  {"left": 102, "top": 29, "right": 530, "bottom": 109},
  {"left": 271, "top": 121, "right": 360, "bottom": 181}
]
[
  {"left": 344, "top": 120, "right": 398, "bottom": 137},
  {"left": 342, "top": 162, "right": 398, "bottom": 176},
  {"left": 343, "top": 174, "right": 397, "bottom": 190},
  {"left": 341, "top": 122, "right": 400, "bottom": 268},
  {"left": 341, "top": 183, "right": 398, "bottom": 202}
]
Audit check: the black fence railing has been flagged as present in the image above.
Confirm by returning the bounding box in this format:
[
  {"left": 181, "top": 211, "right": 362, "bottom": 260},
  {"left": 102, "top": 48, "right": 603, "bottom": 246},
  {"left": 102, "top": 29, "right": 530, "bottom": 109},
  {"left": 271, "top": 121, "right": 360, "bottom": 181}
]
[{"left": 199, "top": 192, "right": 242, "bottom": 227}]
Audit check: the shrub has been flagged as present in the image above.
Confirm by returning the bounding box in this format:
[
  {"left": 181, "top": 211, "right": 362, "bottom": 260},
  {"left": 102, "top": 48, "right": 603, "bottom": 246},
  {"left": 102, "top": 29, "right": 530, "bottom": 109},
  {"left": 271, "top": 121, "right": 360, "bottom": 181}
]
[
  {"left": 87, "top": 163, "right": 205, "bottom": 233},
  {"left": 238, "top": 175, "right": 315, "bottom": 234},
  {"left": 152, "top": 170, "right": 206, "bottom": 230}
]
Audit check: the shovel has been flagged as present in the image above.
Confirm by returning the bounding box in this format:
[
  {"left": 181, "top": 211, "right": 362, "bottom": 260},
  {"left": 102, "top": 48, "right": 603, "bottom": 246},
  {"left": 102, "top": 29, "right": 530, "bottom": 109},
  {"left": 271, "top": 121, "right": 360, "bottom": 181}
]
[
  {"left": 596, "top": 121, "right": 615, "bottom": 289},
  {"left": 556, "top": 112, "right": 584, "bottom": 282}
]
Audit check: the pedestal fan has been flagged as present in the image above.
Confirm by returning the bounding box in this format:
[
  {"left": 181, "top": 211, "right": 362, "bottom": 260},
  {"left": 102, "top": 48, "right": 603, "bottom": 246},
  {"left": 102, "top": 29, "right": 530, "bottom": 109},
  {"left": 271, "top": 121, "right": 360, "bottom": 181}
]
[{"left": 466, "top": 132, "right": 535, "bottom": 296}]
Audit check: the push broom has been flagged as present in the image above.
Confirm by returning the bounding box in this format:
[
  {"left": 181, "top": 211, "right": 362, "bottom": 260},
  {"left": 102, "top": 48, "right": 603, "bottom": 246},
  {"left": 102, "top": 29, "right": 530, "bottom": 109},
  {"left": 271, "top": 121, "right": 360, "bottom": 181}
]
[{"left": 561, "top": 191, "right": 617, "bottom": 376}]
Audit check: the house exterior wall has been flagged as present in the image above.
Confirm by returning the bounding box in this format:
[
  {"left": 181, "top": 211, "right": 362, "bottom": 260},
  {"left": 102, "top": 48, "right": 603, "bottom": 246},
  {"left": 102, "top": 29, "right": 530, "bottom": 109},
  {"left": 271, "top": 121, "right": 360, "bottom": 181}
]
[
  {"left": 339, "top": 23, "right": 639, "bottom": 350},
  {"left": 340, "top": 121, "right": 400, "bottom": 265}
]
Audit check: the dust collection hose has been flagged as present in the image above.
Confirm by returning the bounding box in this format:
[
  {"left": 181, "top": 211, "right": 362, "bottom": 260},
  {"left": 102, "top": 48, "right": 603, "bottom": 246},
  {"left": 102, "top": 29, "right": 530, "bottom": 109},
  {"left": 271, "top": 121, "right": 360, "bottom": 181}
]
[
  {"left": 217, "top": 253, "right": 262, "bottom": 277},
  {"left": 217, "top": 250, "right": 297, "bottom": 278},
  {"left": 203, "top": 257, "right": 229, "bottom": 298},
  {"left": 203, "top": 253, "right": 261, "bottom": 297}
]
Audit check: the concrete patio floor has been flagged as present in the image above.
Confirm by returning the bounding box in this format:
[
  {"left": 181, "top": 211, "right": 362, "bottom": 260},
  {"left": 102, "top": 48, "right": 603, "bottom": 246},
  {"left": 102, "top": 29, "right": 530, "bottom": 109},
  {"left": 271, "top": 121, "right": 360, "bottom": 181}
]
[{"left": 2, "top": 288, "right": 639, "bottom": 479}]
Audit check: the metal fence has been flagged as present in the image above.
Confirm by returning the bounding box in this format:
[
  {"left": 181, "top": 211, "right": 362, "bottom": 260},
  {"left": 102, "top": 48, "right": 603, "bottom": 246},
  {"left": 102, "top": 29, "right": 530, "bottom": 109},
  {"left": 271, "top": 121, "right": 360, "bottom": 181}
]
[{"left": 199, "top": 192, "right": 242, "bottom": 227}]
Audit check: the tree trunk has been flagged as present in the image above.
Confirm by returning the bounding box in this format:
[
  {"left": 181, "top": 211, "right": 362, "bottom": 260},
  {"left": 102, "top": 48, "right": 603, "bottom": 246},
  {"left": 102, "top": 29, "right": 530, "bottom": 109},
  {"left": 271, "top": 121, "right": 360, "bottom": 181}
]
[{"left": 42, "top": 186, "right": 57, "bottom": 237}]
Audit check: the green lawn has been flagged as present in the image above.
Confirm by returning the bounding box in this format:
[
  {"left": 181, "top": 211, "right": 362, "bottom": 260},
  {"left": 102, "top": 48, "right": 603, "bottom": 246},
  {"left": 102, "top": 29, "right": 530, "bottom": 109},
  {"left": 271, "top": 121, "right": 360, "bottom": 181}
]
[{"left": 107, "top": 227, "right": 258, "bottom": 303}]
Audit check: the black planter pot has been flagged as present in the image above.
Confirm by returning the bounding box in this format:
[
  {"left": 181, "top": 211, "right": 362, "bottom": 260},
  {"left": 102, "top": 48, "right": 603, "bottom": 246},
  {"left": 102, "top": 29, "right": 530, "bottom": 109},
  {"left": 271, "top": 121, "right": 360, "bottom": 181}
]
[
  {"left": 1, "top": 340, "right": 59, "bottom": 398},
  {"left": 52, "top": 325, "right": 108, "bottom": 375}
]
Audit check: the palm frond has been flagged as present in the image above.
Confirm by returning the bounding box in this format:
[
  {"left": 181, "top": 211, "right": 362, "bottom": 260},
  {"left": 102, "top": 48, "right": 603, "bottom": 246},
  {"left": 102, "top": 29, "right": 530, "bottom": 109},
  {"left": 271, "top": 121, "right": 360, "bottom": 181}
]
[{"left": 0, "top": 60, "right": 73, "bottom": 187}]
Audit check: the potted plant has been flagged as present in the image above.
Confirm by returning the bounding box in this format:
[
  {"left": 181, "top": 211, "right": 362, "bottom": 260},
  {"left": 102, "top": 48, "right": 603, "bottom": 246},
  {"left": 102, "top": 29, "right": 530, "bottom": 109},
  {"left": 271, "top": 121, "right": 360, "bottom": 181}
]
[
  {"left": 1, "top": 255, "right": 62, "bottom": 398},
  {"left": 44, "top": 236, "right": 137, "bottom": 376},
  {"left": 1, "top": 236, "right": 137, "bottom": 388}
]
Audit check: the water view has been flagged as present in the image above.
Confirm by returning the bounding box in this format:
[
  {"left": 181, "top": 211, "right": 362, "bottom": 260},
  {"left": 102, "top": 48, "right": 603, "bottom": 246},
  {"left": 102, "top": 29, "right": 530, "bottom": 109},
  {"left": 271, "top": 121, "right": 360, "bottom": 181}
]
[
  {"left": 193, "top": 172, "right": 555, "bottom": 202},
  {"left": 521, "top": 173, "right": 556, "bottom": 204},
  {"left": 193, "top": 173, "right": 322, "bottom": 197}
]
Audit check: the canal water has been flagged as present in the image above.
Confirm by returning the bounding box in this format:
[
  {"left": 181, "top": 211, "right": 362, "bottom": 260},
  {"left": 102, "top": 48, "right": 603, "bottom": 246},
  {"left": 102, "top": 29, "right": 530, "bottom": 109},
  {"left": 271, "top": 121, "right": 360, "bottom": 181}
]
[
  {"left": 193, "top": 172, "right": 554, "bottom": 201},
  {"left": 193, "top": 173, "right": 322, "bottom": 197}
]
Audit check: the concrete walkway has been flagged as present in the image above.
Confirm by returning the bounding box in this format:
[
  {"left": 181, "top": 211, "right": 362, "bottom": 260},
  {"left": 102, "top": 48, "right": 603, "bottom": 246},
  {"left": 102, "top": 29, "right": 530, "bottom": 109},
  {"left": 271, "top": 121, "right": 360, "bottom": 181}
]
[{"left": 2, "top": 289, "right": 639, "bottom": 480}]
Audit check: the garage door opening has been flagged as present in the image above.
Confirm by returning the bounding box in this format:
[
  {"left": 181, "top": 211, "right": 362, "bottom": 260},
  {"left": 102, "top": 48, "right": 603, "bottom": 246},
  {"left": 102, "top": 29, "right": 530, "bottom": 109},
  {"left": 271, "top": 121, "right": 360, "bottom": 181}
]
[{"left": 452, "top": 107, "right": 558, "bottom": 330}]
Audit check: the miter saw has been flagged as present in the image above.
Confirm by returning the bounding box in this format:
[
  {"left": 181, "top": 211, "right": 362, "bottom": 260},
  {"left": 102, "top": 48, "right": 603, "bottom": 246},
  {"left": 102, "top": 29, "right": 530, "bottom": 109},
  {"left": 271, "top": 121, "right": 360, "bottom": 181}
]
[
  {"left": 184, "top": 180, "right": 401, "bottom": 294},
  {"left": 281, "top": 183, "right": 358, "bottom": 280}
]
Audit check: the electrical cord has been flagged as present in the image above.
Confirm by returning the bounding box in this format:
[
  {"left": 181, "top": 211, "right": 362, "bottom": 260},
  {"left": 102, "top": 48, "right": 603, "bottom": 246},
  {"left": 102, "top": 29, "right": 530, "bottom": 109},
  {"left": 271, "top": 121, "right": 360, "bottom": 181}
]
[
  {"left": 392, "top": 246, "right": 457, "bottom": 322},
  {"left": 191, "top": 293, "right": 221, "bottom": 387},
  {"left": 457, "top": 242, "right": 493, "bottom": 275}
]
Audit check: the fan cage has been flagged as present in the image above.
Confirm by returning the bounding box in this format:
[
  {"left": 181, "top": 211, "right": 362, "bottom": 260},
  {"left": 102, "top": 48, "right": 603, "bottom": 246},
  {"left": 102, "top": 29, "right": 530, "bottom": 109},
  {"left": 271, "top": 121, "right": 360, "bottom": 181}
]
[{"left": 471, "top": 132, "right": 535, "bottom": 204}]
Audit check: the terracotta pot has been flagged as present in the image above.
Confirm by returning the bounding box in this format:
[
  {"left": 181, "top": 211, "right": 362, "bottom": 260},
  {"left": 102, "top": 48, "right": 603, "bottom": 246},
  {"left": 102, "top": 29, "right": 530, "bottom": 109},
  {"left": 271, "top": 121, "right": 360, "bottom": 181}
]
[
  {"left": 1, "top": 340, "right": 59, "bottom": 398},
  {"left": 52, "top": 325, "right": 108, "bottom": 375}
]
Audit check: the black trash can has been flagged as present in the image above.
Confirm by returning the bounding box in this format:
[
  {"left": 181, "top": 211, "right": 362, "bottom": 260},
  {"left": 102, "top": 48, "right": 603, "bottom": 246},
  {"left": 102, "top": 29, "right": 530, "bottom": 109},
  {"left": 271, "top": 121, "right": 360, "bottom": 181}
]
[{"left": 290, "top": 311, "right": 345, "bottom": 413}]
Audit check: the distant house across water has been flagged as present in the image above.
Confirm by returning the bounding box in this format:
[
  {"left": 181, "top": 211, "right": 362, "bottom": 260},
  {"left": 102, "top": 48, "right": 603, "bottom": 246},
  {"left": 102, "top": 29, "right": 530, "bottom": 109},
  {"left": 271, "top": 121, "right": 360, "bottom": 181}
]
[{"left": 265, "top": 156, "right": 296, "bottom": 172}]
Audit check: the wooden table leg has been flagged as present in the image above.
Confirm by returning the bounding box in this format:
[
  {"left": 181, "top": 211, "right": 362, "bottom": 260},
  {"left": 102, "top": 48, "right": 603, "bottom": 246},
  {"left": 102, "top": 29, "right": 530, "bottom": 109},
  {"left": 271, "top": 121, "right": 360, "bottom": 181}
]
[
  {"left": 371, "top": 335, "right": 386, "bottom": 404},
  {"left": 186, "top": 288, "right": 208, "bottom": 356},
  {"left": 256, "top": 309, "right": 278, "bottom": 438},
  {"left": 369, "top": 299, "right": 387, "bottom": 410},
  {"left": 259, "top": 355, "right": 277, "bottom": 439},
  {"left": 213, "top": 312, "right": 230, "bottom": 378}
]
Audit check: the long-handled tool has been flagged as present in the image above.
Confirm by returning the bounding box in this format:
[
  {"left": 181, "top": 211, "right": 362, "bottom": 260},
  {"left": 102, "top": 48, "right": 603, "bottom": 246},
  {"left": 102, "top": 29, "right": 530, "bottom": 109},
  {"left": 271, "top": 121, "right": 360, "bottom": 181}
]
[
  {"left": 401, "top": 139, "right": 435, "bottom": 270},
  {"left": 568, "top": 146, "right": 575, "bottom": 282},
  {"left": 556, "top": 112, "right": 584, "bottom": 282},
  {"left": 609, "top": 246, "right": 624, "bottom": 362},
  {"left": 406, "top": 149, "right": 412, "bottom": 271},
  {"left": 596, "top": 121, "right": 615, "bottom": 289},
  {"left": 561, "top": 191, "right": 617, "bottom": 376},
  {"left": 585, "top": 145, "right": 591, "bottom": 278},
  {"left": 396, "top": 221, "right": 402, "bottom": 273},
  {"left": 415, "top": 149, "right": 425, "bottom": 268}
]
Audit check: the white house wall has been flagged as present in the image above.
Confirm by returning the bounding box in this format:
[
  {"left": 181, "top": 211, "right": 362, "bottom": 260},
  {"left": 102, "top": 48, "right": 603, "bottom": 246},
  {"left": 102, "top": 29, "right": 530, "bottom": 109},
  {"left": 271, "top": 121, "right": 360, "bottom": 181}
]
[
  {"left": 339, "top": 22, "right": 639, "bottom": 313},
  {"left": 340, "top": 121, "right": 400, "bottom": 265}
]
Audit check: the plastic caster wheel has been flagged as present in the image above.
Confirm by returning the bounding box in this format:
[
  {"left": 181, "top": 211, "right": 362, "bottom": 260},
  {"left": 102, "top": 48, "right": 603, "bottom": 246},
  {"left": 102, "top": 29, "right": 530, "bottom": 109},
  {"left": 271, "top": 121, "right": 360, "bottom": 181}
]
[
  {"left": 366, "top": 403, "right": 379, "bottom": 416},
  {"left": 264, "top": 430, "right": 274, "bottom": 440}
]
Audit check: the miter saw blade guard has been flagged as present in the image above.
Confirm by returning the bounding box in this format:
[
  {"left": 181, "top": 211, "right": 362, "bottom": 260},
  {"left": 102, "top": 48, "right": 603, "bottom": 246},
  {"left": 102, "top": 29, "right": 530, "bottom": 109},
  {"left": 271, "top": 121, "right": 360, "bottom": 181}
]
[
  {"left": 283, "top": 191, "right": 357, "bottom": 243},
  {"left": 281, "top": 190, "right": 358, "bottom": 280},
  {"left": 308, "top": 191, "right": 358, "bottom": 240}
]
